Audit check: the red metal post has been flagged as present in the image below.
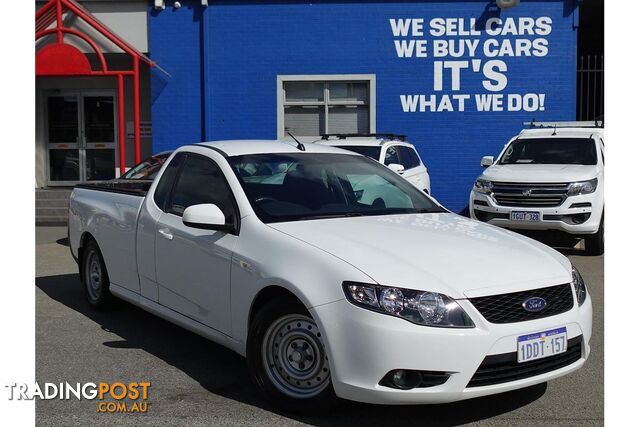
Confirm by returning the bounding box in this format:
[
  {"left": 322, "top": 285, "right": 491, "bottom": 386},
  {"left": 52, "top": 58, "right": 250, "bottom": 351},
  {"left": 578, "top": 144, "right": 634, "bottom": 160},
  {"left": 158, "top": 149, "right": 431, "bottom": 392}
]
[
  {"left": 118, "top": 74, "right": 126, "bottom": 175},
  {"left": 55, "top": 0, "right": 63, "bottom": 43},
  {"left": 133, "top": 56, "right": 141, "bottom": 163}
]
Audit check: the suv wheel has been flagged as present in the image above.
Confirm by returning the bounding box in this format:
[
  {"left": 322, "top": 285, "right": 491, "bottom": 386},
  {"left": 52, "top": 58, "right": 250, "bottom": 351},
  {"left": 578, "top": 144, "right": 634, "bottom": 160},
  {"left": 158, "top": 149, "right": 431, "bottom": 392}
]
[
  {"left": 584, "top": 215, "right": 604, "bottom": 256},
  {"left": 247, "top": 298, "right": 336, "bottom": 413}
]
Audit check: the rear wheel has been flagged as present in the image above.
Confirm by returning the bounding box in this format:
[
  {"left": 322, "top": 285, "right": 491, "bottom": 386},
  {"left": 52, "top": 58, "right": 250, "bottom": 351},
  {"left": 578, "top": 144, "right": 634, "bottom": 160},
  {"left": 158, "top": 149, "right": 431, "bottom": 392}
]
[
  {"left": 247, "top": 298, "right": 336, "bottom": 413},
  {"left": 584, "top": 215, "right": 604, "bottom": 256},
  {"left": 81, "top": 240, "right": 113, "bottom": 308}
]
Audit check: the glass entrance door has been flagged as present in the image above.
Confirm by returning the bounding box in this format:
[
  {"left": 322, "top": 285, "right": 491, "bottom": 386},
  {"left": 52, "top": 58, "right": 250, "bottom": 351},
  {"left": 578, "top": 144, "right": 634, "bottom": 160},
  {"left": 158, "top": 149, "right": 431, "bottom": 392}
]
[
  {"left": 47, "top": 95, "right": 81, "bottom": 184},
  {"left": 83, "top": 95, "right": 116, "bottom": 181},
  {"left": 46, "top": 92, "right": 117, "bottom": 186}
]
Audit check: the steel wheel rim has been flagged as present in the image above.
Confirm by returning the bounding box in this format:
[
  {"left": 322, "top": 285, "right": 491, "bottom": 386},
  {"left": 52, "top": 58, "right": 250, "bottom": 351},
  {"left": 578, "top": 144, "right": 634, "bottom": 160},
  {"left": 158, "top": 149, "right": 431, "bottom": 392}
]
[
  {"left": 85, "top": 251, "right": 101, "bottom": 301},
  {"left": 262, "top": 314, "right": 330, "bottom": 399}
]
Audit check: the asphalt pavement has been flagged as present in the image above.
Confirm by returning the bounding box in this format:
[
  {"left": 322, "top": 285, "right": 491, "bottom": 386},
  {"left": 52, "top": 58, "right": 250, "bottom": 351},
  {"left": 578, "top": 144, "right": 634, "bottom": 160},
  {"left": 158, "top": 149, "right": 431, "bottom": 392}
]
[{"left": 36, "top": 226, "right": 603, "bottom": 426}]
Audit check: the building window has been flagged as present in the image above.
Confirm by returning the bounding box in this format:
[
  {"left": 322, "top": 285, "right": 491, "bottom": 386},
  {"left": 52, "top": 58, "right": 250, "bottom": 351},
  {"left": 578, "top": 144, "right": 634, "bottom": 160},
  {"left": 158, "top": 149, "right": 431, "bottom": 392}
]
[{"left": 278, "top": 75, "right": 376, "bottom": 138}]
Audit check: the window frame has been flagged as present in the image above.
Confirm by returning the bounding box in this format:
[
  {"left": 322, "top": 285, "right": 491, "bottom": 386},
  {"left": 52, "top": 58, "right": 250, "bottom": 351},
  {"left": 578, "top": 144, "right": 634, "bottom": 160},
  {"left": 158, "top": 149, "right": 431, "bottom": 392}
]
[
  {"left": 277, "top": 74, "right": 376, "bottom": 138},
  {"left": 163, "top": 152, "right": 242, "bottom": 235}
]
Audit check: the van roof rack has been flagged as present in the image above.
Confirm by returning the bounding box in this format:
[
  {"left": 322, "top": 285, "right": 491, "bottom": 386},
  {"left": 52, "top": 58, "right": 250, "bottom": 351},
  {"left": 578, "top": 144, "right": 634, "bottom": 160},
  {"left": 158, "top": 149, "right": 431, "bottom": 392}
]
[
  {"left": 524, "top": 120, "right": 604, "bottom": 129},
  {"left": 320, "top": 133, "right": 406, "bottom": 141}
]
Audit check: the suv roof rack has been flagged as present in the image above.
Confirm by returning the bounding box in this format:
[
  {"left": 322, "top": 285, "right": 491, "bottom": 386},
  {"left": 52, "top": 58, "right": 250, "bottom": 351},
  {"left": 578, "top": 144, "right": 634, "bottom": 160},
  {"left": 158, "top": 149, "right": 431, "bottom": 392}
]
[
  {"left": 320, "top": 133, "right": 406, "bottom": 142},
  {"left": 524, "top": 120, "right": 604, "bottom": 129}
]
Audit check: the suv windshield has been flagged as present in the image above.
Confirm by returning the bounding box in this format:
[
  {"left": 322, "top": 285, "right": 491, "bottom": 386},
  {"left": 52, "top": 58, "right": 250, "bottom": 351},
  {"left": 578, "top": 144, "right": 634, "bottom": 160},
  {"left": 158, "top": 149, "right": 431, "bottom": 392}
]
[
  {"left": 228, "top": 153, "right": 442, "bottom": 223},
  {"left": 499, "top": 138, "right": 597, "bottom": 165},
  {"left": 334, "top": 145, "right": 381, "bottom": 161}
]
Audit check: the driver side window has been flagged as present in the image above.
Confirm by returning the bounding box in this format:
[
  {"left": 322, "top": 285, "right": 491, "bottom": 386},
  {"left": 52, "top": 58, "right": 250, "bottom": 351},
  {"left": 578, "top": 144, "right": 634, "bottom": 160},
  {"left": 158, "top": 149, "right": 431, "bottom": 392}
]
[{"left": 168, "top": 154, "right": 237, "bottom": 227}]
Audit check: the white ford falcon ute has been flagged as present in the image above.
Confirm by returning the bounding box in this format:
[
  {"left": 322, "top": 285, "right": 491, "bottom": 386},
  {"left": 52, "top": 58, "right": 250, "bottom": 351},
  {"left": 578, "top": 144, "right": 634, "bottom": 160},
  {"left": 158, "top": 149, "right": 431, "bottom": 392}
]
[{"left": 68, "top": 140, "right": 592, "bottom": 412}]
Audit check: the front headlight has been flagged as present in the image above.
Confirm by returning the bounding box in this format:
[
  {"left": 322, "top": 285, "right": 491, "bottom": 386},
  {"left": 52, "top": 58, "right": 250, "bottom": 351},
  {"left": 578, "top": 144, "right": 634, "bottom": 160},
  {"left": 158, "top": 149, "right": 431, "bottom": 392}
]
[
  {"left": 343, "top": 282, "right": 474, "bottom": 328},
  {"left": 474, "top": 179, "right": 493, "bottom": 194},
  {"left": 567, "top": 178, "right": 598, "bottom": 196},
  {"left": 572, "top": 266, "right": 587, "bottom": 306}
]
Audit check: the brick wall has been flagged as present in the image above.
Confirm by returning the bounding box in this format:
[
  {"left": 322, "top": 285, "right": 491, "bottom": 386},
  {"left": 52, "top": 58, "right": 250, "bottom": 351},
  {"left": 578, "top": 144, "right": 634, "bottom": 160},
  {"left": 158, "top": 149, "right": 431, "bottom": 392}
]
[{"left": 149, "top": 0, "right": 578, "bottom": 212}]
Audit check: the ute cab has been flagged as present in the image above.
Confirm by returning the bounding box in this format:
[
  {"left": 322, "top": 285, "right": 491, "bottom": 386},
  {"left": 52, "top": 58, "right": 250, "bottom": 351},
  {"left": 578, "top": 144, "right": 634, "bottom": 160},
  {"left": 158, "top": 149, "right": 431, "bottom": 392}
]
[{"left": 314, "top": 133, "right": 431, "bottom": 194}]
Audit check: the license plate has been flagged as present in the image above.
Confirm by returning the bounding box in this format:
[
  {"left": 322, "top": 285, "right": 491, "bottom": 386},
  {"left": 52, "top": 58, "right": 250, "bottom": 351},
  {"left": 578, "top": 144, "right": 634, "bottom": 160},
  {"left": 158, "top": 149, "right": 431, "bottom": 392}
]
[
  {"left": 517, "top": 327, "right": 567, "bottom": 363},
  {"left": 510, "top": 211, "right": 541, "bottom": 222}
]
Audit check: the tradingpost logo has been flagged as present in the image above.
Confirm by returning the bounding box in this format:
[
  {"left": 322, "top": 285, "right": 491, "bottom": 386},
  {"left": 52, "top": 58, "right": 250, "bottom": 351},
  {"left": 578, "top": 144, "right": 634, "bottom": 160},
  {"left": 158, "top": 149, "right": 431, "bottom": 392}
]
[{"left": 5, "top": 381, "right": 151, "bottom": 413}]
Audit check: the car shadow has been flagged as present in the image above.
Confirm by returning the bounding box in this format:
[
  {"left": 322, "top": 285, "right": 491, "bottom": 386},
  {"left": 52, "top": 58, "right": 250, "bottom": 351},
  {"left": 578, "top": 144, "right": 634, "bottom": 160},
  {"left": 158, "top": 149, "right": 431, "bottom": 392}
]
[
  {"left": 506, "top": 230, "right": 596, "bottom": 257},
  {"left": 36, "top": 273, "right": 548, "bottom": 425}
]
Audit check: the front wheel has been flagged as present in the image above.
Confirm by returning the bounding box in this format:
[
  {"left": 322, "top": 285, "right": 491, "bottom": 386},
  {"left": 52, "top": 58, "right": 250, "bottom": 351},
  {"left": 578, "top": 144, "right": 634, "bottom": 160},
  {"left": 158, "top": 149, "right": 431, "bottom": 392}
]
[{"left": 247, "top": 298, "right": 336, "bottom": 413}]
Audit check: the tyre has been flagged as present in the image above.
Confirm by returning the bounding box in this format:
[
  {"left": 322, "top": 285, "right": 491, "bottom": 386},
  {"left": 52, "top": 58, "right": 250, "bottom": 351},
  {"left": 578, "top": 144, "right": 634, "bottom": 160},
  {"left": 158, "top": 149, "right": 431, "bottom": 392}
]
[
  {"left": 247, "top": 297, "right": 336, "bottom": 413},
  {"left": 81, "top": 240, "right": 113, "bottom": 308},
  {"left": 584, "top": 215, "right": 604, "bottom": 256}
]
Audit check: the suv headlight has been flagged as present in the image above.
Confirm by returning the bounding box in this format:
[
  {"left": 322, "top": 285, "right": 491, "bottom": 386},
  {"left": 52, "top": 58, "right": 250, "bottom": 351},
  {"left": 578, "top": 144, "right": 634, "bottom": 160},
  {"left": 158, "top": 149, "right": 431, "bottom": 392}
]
[
  {"left": 343, "top": 282, "right": 474, "bottom": 328},
  {"left": 567, "top": 178, "right": 597, "bottom": 196},
  {"left": 572, "top": 266, "right": 587, "bottom": 306},
  {"left": 474, "top": 179, "right": 493, "bottom": 194}
]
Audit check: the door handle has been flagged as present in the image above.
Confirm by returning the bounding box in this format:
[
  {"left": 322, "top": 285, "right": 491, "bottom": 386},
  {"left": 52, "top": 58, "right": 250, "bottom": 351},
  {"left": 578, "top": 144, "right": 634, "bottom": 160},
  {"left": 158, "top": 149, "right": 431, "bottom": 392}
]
[{"left": 158, "top": 228, "right": 173, "bottom": 240}]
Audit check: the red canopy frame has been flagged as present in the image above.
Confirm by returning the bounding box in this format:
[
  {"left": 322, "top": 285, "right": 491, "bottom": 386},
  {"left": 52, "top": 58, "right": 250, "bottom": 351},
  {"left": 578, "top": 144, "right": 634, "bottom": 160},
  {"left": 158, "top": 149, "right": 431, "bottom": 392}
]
[{"left": 36, "top": 0, "right": 156, "bottom": 173}]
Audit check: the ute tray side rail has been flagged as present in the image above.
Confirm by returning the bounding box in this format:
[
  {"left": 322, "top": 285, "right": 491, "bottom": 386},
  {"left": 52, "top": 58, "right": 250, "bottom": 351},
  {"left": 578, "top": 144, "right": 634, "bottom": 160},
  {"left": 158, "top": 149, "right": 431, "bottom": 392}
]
[{"left": 75, "top": 181, "right": 152, "bottom": 197}]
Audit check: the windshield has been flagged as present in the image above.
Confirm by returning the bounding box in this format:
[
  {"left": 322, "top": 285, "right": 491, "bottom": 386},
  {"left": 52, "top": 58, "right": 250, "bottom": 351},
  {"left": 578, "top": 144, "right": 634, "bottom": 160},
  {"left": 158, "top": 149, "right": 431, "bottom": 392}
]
[
  {"left": 228, "top": 153, "right": 443, "bottom": 223},
  {"left": 121, "top": 153, "right": 171, "bottom": 180},
  {"left": 334, "top": 145, "right": 381, "bottom": 161},
  {"left": 499, "top": 138, "right": 597, "bottom": 165}
]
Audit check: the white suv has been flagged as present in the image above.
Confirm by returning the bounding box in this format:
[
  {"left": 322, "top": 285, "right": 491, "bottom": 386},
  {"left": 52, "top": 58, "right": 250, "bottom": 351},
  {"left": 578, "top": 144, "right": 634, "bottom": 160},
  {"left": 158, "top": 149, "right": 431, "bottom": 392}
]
[
  {"left": 315, "top": 134, "right": 431, "bottom": 194},
  {"left": 470, "top": 123, "right": 604, "bottom": 255}
]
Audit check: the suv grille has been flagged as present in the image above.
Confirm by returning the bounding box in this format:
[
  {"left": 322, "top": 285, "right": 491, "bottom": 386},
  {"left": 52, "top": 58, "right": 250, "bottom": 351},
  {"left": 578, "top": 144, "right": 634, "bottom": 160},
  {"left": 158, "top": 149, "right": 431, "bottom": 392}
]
[
  {"left": 467, "top": 335, "right": 582, "bottom": 387},
  {"left": 491, "top": 182, "right": 569, "bottom": 207},
  {"left": 469, "top": 284, "right": 574, "bottom": 324}
]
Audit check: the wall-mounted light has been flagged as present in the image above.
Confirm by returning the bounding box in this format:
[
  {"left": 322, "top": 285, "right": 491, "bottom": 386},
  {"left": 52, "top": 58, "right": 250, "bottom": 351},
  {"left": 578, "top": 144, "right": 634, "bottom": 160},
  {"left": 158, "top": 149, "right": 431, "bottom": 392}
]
[
  {"left": 201, "top": 0, "right": 209, "bottom": 6},
  {"left": 154, "top": 0, "right": 165, "bottom": 10},
  {"left": 496, "top": 0, "right": 520, "bottom": 9},
  {"left": 173, "top": 1, "right": 182, "bottom": 9}
]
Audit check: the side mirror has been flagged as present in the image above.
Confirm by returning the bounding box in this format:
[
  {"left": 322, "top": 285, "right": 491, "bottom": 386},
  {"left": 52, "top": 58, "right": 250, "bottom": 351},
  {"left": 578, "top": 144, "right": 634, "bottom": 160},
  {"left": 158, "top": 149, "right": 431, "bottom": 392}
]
[
  {"left": 480, "top": 156, "right": 494, "bottom": 168},
  {"left": 388, "top": 163, "right": 405, "bottom": 175},
  {"left": 182, "top": 203, "right": 229, "bottom": 231}
]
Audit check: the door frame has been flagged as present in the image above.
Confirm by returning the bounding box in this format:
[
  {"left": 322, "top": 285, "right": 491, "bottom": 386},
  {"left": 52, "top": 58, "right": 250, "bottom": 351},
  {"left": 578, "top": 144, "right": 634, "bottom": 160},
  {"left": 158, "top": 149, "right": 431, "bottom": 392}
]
[{"left": 44, "top": 89, "right": 120, "bottom": 186}]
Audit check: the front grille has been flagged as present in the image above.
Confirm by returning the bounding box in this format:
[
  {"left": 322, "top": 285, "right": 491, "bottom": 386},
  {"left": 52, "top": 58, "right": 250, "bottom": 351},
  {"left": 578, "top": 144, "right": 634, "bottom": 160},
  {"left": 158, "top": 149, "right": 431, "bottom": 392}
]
[
  {"left": 467, "top": 335, "right": 582, "bottom": 387},
  {"left": 492, "top": 182, "right": 569, "bottom": 208},
  {"left": 469, "top": 284, "right": 574, "bottom": 324}
]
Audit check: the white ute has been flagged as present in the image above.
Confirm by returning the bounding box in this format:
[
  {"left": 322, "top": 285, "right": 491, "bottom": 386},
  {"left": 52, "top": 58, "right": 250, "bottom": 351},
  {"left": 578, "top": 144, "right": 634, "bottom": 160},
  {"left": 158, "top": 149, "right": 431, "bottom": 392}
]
[
  {"left": 314, "top": 133, "right": 431, "bottom": 194},
  {"left": 470, "top": 122, "right": 604, "bottom": 255},
  {"left": 69, "top": 140, "right": 591, "bottom": 412}
]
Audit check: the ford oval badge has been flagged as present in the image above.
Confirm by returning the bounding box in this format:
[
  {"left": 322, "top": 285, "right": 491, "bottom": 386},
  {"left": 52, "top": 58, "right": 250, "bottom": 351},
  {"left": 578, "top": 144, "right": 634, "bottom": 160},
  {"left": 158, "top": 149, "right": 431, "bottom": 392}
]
[{"left": 522, "top": 297, "right": 547, "bottom": 312}]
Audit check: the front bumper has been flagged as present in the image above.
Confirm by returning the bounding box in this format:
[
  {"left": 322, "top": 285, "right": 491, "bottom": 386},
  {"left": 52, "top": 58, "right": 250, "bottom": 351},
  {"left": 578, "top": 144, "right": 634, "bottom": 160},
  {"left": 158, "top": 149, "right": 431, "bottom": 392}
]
[
  {"left": 469, "top": 190, "right": 602, "bottom": 234},
  {"left": 311, "top": 292, "right": 592, "bottom": 405}
]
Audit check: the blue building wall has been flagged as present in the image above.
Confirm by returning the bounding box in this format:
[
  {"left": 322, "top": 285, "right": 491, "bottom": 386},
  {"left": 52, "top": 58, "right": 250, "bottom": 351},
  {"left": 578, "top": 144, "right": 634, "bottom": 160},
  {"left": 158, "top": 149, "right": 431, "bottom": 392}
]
[{"left": 149, "top": 0, "right": 578, "bottom": 212}]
